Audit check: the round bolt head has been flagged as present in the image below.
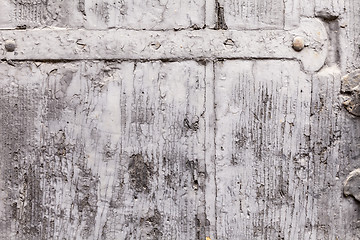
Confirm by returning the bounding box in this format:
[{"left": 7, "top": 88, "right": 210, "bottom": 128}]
[
  {"left": 292, "top": 37, "right": 304, "bottom": 51},
  {"left": 4, "top": 39, "right": 16, "bottom": 52}
]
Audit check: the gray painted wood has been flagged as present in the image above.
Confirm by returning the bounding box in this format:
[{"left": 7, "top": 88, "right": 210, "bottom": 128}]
[
  {"left": 0, "top": 0, "right": 359, "bottom": 240},
  {"left": 0, "top": 0, "right": 205, "bottom": 30},
  {"left": 0, "top": 18, "right": 328, "bottom": 72},
  {"left": 0, "top": 61, "right": 208, "bottom": 239},
  {"left": 214, "top": 60, "right": 311, "bottom": 239}
]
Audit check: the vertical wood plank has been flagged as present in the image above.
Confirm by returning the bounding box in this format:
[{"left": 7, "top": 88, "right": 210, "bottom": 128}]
[
  {"left": 342, "top": 0, "right": 360, "bottom": 71},
  {"left": 0, "top": 61, "right": 209, "bottom": 240},
  {"left": 284, "top": 0, "right": 300, "bottom": 29},
  {"left": 0, "top": 62, "right": 43, "bottom": 240},
  {"left": 309, "top": 67, "right": 360, "bottom": 240},
  {"left": 214, "top": 60, "right": 312, "bottom": 239},
  {"left": 221, "top": 0, "right": 285, "bottom": 29}
]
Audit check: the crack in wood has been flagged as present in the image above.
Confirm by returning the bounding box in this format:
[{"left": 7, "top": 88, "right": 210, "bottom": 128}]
[{"left": 215, "top": 1, "right": 228, "bottom": 30}]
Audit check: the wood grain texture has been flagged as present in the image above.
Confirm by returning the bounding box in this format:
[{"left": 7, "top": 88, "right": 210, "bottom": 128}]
[
  {"left": 0, "top": 61, "right": 210, "bottom": 240},
  {"left": 342, "top": 0, "right": 360, "bottom": 71},
  {"left": 0, "top": 0, "right": 359, "bottom": 239},
  {"left": 0, "top": 19, "right": 329, "bottom": 73},
  {"left": 212, "top": 61, "right": 360, "bottom": 239},
  {"left": 0, "top": 0, "right": 205, "bottom": 30},
  {"left": 221, "top": 0, "right": 285, "bottom": 29},
  {"left": 308, "top": 67, "right": 358, "bottom": 240},
  {"left": 214, "top": 60, "right": 312, "bottom": 239}
]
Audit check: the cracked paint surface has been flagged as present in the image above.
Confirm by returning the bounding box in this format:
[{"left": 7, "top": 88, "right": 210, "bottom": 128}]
[{"left": 0, "top": 0, "right": 359, "bottom": 240}]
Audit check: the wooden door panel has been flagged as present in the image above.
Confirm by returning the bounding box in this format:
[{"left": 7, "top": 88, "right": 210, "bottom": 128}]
[
  {"left": 214, "top": 60, "right": 312, "bottom": 239},
  {"left": 212, "top": 59, "right": 360, "bottom": 239},
  {"left": 0, "top": 0, "right": 359, "bottom": 239},
  {"left": 0, "top": 61, "right": 207, "bottom": 239}
]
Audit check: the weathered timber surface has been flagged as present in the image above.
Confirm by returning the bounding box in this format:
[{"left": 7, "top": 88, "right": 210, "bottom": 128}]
[
  {"left": 221, "top": 0, "right": 285, "bottom": 29},
  {"left": 0, "top": 18, "right": 328, "bottom": 72},
  {"left": 0, "top": 0, "right": 205, "bottom": 30},
  {"left": 0, "top": 61, "right": 208, "bottom": 239},
  {"left": 0, "top": 0, "right": 359, "bottom": 240},
  {"left": 214, "top": 60, "right": 311, "bottom": 239}
]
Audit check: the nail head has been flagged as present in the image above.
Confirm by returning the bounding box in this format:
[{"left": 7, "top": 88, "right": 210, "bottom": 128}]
[
  {"left": 292, "top": 37, "right": 304, "bottom": 52},
  {"left": 4, "top": 39, "right": 16, "bottom": 52}
]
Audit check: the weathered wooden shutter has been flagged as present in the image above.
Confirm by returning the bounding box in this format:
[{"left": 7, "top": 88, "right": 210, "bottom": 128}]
[{"left": 0, "top": 0, "right": 359, "bottom": 239}]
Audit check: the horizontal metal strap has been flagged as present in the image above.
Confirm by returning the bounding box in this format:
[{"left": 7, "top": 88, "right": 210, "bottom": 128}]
[{"left": 0, "top": 18, "right": 327, "bottom": 72}]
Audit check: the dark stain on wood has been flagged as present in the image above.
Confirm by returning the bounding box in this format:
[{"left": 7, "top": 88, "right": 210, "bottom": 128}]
[
  {"left": 128, "top": 154, "right": 152, "bottom": 194},
  {"left": 215, "top": 1, "right": 228, "bottom": 30}
]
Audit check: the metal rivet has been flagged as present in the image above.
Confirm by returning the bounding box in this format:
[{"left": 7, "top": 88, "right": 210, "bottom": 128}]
[
  {"left": 4, "top": 39, "right": 16, "bottom": 52},
  {"left": 292, "top": 37, "right": 304, "bottom": 52}
]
